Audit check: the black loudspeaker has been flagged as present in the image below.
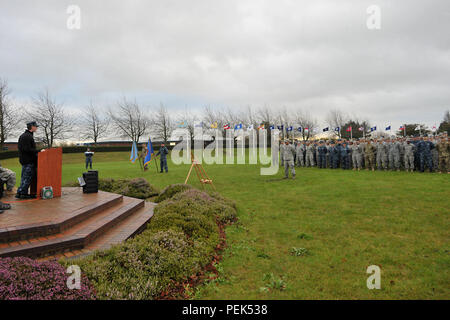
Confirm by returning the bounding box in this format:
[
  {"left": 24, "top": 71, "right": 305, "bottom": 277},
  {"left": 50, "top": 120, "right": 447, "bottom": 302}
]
[{"left": 82, "top": 170, "right": 98, "bottom": 193}]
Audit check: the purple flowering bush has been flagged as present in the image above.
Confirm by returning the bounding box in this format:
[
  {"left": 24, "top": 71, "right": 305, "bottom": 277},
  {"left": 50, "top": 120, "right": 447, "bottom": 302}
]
[{"left": 0, "top": 257, "right": 96, "bottom": 300}]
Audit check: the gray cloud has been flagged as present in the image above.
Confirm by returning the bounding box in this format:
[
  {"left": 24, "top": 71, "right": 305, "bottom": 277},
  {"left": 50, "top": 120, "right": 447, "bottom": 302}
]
[{"left": 0, "top": 0, "right": 449, "bottom": 131}]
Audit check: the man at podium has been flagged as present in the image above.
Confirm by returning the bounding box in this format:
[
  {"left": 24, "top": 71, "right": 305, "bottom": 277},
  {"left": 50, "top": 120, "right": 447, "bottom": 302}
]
[{"left": 16, "top": 121, "right": 39, "bottom": 199}]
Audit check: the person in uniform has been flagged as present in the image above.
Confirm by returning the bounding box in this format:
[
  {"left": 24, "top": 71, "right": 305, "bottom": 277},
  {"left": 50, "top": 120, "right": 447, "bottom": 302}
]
[
  {"left": 351, "top": 141, "right": 363, "bottom": 171},
  {"left": 84, "top": 148, "right": 95, "bottom": 170},
  {"left": 364, "top": 139, "right": 376, "bottom": 171},
  {"left": 388, "top": 138, "right": 402, "bottom": 171},
  {"left": 436, "top": 134, "right": 450, "bottom": 174},
  {"left": 0, "top": 163, "right": 16, "bottom": 196},
  {"left": 16, "top": 121, "right": 40, "bottom": 199},
  {"left": 404, "top": 139, "right": 416, "bottom": 172},
  {"left": 317, "top": 141, "right": 328, "bottom": 169},
  {"left": 305, "top": 142, "right": 315, "bottom": 167},
  {"left": 156, "top": 143, "right": 170, "bottom": 173},
  {"left": 329, "top": 141, "right": 339, "bottom": 169},
  {"left": 282, "top": 140, "right": 296, "bottom": 179},
  {"left": 417, "top": 136, "right": 434, "bottom": 172},
  {"left": 340, "top": 141, "right": 350, "bottom": 170}
]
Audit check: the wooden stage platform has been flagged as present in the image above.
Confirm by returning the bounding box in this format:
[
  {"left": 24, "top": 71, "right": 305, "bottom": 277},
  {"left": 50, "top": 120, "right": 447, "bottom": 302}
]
[{"left": 0, "top": 187, "right": 155, "bottom": 260}]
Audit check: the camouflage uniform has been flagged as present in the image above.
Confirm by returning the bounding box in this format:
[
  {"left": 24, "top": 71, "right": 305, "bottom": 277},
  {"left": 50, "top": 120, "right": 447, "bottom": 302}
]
[
  {"left": 0, "top": 165, "right": 16, "bottom": 191},
  {"left": 282, "top": 143, "right": 296, "bottom": 178},
  {"left": 364, "top": 142, "right": 376, "bottom": 170},
  {"left": 351, "top": 143, "right": 363, "bottom": 169},
  {"left": 436, "top": 138, "right": 450, "bottom": 173},
  {"left": 388, "top": 140, "right": 401, "bottom": 170},
  {"left": 403, "top": 142, "right": 416, "bottom": 172},
  {"left": 296, "top": 143, "right": 305, "bottom": 167},
  {"left": 305, "top": 144, "right": 315, "bottom": 167}
]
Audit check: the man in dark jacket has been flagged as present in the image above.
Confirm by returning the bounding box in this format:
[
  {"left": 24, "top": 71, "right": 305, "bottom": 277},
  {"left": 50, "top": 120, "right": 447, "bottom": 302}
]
[
  {"left": 156, "top": 143, "right": 169, "bottom": 173},
  {"left": 16, "top": 121, "right": 39, "bottom": 199}
]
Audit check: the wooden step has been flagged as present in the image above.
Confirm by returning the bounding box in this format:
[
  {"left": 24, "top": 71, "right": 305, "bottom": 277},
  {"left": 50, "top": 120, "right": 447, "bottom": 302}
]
[
  {"left": 0, "top": 192, "right": 123, "bottom": 243},
  {"left": 45, "top": 202, "right": 156, "bottom": 260},
  {"left": 0, "top": 197, "right": 145, "bottom": 258}
]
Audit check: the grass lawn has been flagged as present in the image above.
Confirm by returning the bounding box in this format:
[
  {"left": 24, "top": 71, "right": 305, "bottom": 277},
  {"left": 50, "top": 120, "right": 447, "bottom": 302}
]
[{"left": 2, "top": 151, "right": 449, "bottom": 299}]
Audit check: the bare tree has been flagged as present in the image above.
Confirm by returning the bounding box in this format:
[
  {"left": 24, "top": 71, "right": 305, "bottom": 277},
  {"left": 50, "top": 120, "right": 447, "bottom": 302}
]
[
  {"left": 176, "top": 108, "right": 198, "bottom": 142},
  {"left": 294, "top": 110, "right": 318, "bottom": 141},
  {"left": 326, "top": 109, "right": 348, "bottom": 138},
  {"left": 81, "top": 102, "right": 109, "bottom": 145},
  {"left": 109, "top": 97, "right": 149, "bottom": 143},
  {"left": 28, "top": 89, "right": 73, "bottom": 148},
  {"left": 152, "top": 103, "right": 174, "bottom": 143},
  {"left": 0, "top": 78, "right": 20, "bottom": 149}
]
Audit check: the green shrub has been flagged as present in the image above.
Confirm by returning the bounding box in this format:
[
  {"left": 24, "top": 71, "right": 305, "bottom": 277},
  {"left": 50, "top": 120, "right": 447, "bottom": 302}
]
[
  {"left": 68, "top": 230, "right": 204, "bottom": 299},
  {"left": 69, "top": 185, "right": 237, "bottom": 300},
  {"left": 154, "top": 183, "right": 193, "bottom": 203}
]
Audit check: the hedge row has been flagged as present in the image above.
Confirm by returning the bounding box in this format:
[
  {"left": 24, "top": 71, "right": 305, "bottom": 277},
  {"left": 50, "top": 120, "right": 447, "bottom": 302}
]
[{"left": 64, "top": 183, "right": 237, "bottom": 299}]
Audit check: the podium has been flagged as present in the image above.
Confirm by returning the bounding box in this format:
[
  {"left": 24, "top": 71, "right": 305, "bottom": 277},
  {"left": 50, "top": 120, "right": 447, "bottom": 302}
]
[{"left": 30, "top": 147, "right": 63, "bottom": 198}]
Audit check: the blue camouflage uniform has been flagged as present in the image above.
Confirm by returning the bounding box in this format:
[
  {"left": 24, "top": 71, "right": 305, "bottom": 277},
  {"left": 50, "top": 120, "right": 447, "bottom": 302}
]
[
  {"left": 317, "top": 143, "right": 328, "bottom": 168},
  {"left": 340, "top": 144, "right": 351, "bottom": 169},
  {"left": 417, "top": 139, "right": 434, "bottom": 172},
  {"left": 156, "top": 146, "right": 169, "bottom": 173}
]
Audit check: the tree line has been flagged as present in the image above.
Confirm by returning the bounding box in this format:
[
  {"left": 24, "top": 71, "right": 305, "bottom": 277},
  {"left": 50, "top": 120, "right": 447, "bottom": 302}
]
[{"left": 0, "top": 77, "right": 449, "bottom": 149}]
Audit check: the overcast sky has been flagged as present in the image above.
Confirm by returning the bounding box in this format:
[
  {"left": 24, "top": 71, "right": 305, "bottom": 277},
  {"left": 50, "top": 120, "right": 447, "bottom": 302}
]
[{"left": 1, "top": 0, "right": 449, "bottom": 133}]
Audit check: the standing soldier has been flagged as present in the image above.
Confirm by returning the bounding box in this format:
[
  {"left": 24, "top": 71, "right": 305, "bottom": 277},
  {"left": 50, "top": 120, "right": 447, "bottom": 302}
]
[
  {"left": 156, "top": 143, "right": 170, "bottom": 173},
  {"left": 351, "top": 140, "right": 363, "bottom": 171},
  {"left": 340, "top": 141, "right": 350, "bottom": 170},
  {"left": 364, "top": 139, "right": 376, "bottom": 171},
  {"left": 84, "top": 148, "right": 95, "bottom": 170},
  {"left": 329, "top": 141, "right": 339, "bottom": 169},
  {"left": 418, "top": 136, "right": 434, "bottom": 173},
  {"left": 404, "top": 139, "right": 416, "bottom": 172},
  {"left": 305, "top": 142, "right": 315, "bottom": 167},
  {"left": 388, "top": 138, "right": 402, "bottom": 171},
  {"left": 436, "top": 134, "right": 450, "bottom": 174},
  {"left": 295, "top": 141, "right": 305, "bottom": 167},
  {"left": 317, "top": 141, "right": 327, "bottom": 169},
  {"left": 282, "top": 140, "right": 296, "bottom": 179}
]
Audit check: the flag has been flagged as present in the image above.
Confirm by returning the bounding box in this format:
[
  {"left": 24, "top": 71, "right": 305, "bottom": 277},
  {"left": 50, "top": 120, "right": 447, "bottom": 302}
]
[
  {"left": 177, "top": 121, "right": 187, "bottom": 128},
  {"left": 277, "top": 125, "right": 284, "bottom": 131},
  {"left": 304, "top": 127, "right": 309, "bottom": 132},
  {"left": 323, "top": 127, "right": 329, "bottom": 132},
  {"left": 287, "top": 126, "right": 293, "bottom": 131},
  {"left": 297, "top": 127, "right": 303, "bottom": 132},
  {"left": 223, "top": 124, "right": 231, "bottom": 130},
  {"left": 130, "top": 141, "right": 138, "bottom": 163},
  {"left": 399, "top": 125, "right": 405, "bottom": 131},
  {"left": 370, "top": 126, "right": 377, "bottom": 132},
  {"left": 385, "top": 125, "right": 391, "bottom": 131},
  {"left": 258, "top": 124, "right": 265, "bottom": 130},
  {"left": 247, "top": 124, "right": 254, "bottom": 131},
  {"left": 358, "top": 127, "right": 364, "bottom": 131},
  {"left": 346, "top": 126, "right": 352, "bottom": 132},
  {"left": 269, "top": 125, "right": 275, "bottom": 130},
  {"left": 143, "top": 138, "right": 154, "bottom": 167},
  {"left": 234, "top": 123, "right": 243, "bottom": 130},
  {"left": 210, "top": 122, "right": 218, "bottom": 129},
  {"left": 334, "top": 127, "right": 340, "bottom": 132}
]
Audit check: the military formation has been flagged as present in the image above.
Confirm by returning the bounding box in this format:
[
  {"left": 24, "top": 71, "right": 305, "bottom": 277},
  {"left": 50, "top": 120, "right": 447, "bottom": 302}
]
[{"left": 280, "top": 133, "right": 450, "bottom": 178}]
